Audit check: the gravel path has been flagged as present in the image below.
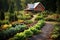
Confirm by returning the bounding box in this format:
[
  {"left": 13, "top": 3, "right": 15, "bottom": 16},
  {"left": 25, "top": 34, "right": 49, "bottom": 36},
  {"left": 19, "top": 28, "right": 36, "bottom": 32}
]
[{"left": 28, "top": 22, "right": 54, "bottom": 40}]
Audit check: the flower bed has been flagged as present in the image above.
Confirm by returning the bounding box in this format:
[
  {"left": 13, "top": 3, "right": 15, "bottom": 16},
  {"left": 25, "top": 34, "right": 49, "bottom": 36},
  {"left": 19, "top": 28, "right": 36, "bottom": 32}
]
[
  {"left": 8, "top": 20, "right": 45, "bottom": 40},
  {"left": 0, "top": 24, "right": 27, "bottom": 40}
]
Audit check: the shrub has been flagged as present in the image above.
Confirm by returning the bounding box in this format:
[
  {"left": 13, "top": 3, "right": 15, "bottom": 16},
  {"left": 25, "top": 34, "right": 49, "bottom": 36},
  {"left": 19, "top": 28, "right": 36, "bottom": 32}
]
[
  {"left": 51, "top": 24, "right": 60, "bottom": 39},
  {"left": 24, "top": 20, "right": 33, "bottom": 24},
  {"left": 0, "top": 24, "right": 27, "bottom": 40},
  {"left": 2, "top": 20, "right": 9, "bottom": 24},
  {"left": 0, "top": 20, "right": 9, "bottom": 26},
  {"left": 15, "top": 24, "right": 27, "bottom": 32},
  {"left": 9, "top": 14, "right": 18, "bottom": 22},
  {"left": 34, "top": 25, "right": 41, "bottom": 30},
  {"left": 35, "top": 16, "right": 43, "bottom": 20},
  {"left": 29, "top": 27, "right": 41, "bottom": 35},
  {"left": 24, "top": 30, "right": 33, "bottom": 37},
  {"left": 0, "top": 27, "right": 18, "bottom": 40},
  {"left": 14, "top": 33, "right": 26, "bottom": 40},
  {"left": 17, "top": 14, "right": 32, "bottom": 20},
  {"left": 41, "top": 11, "right": 49, "bottom": 15},
  {"left": 2, "top": 24, "right": 11, "bottom": 29},
  {"left": 45, "top": 18, "right": 56, "bottom": 21},
  {"left": 18, "top": 20, "right": 24, "bottom": 23},
  {"left": 34, "top": 20, "right": 45, "bottom": 30}
]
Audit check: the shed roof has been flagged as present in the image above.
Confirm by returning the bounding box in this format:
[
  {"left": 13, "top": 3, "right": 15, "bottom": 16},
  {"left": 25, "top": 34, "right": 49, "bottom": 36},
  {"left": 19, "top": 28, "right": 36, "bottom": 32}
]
[
  {"left": 27, "top": 2, "right": 40, "bottom": 9},
  {"left": 25, "top": 2, "right": 45, "bottom": 11},
  {"left": 34, "top": 2, "right": 40, "bottom": 8}
]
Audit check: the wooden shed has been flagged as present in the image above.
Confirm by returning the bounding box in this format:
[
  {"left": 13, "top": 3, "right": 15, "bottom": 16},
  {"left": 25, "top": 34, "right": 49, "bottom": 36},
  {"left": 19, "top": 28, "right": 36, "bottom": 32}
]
[{"left": 24, "top": 2, "right": 45, "bottom": 13}]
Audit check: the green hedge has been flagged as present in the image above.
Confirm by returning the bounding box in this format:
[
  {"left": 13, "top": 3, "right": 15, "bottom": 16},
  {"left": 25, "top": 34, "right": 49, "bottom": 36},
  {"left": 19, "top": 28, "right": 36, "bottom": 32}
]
[{"left": 9, "top": 20, "right": 45, "bottom": 40}]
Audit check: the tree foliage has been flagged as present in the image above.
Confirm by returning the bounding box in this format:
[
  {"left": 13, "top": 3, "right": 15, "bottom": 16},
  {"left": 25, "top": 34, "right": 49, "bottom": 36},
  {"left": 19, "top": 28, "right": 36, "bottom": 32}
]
[
  {"left": 56, "top": 0, "right": 60, "bottom": 14},
  {"left": 0, "top": 0, "right": 60, "bottom": 20}
]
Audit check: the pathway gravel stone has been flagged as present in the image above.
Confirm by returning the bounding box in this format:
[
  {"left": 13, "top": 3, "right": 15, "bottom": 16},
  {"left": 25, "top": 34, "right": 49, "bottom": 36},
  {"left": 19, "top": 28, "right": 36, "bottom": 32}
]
[{"left": 28, "top": 22, "right": 54, "bottom": 40}]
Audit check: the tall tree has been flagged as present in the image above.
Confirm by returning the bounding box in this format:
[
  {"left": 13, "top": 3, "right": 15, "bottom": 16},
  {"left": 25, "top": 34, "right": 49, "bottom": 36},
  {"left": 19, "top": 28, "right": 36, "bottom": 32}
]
[
  {"left": 41, "top": 0, "right": 56, "bottom": 12},
  {"left": 56, "top": 0, "right": 60, "bottom": 14},
  {"left": 0, "top": 0, "right": 9, "bottom": 20},
  {"left": 9, "top": 0, "right": 18, "bottom": 22},
  {"left": 16, "top": 0, "right": 22, "bottom": 10}
]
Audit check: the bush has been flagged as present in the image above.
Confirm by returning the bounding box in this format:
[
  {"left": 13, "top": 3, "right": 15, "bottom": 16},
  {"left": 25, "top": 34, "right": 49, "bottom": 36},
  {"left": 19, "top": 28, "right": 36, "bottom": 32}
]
[
  {"left": 0, "top": 20, "right": 10, "bottom": 26},
  {"left": 45, "top": 18, "right": 56, "bottom": 21},
  {"left": 24, "top": 20, "right": 33, "bottom": 24},
  {"left": 2, "top": 20, "right": 9, "bottom": 24},
  {"left": 9, "top": 14, "right": 18, "bottom": 22},
  {"left": 35, "top": 14, "right": 44, "bottom": 20},
  {"left": 41, "top": 11, "right": 50, "bottom": 15},
  {"left": 34, "top": 25, "right": 41, "bottom": 30},
  {"left": 51, "top": 24, "right": 60, "bottom": 39},
  {"left": 29, "top": 27, "right": 41, "bottom": 35},
  {"left": 14, "top": 33, "right": 26, "bottom": 40},
  {"left": 2, "top": 24, "right": 11, "bottom": 29},
  {"left": 57, "top": 18, "right": 60, "bottom": 22},
  {"left": 45, "top": 17, "right": 60, "bottom": 22},
  {"left": 34, "top": 20, "right": 45, "bottom": 30},
  {"left": 15, "top": 24, "right": 27, "bottom": 32},
  {"left": 0, "top": 24, "right": 27, "bottom": 40},
  {"left": 18, "top": 20, "right": 24, "bottom": 23},
  {"left": 35, "top": 16, "right": 43, "bottom": 20},
  {"left": 17, "top": 14, "right": 32, "bottom": 20},
  {"left": 24, "top": 30, "right": 33, "bottom": 37}
]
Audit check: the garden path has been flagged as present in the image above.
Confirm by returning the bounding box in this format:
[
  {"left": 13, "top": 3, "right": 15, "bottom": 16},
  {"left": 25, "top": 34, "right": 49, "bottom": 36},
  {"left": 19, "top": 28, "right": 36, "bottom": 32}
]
[
  {"left": 31, "top": 14, "right": 38, "bottom": 21},
  {"left": 28, "top": 22, "right": 54, "bottom": 40}
]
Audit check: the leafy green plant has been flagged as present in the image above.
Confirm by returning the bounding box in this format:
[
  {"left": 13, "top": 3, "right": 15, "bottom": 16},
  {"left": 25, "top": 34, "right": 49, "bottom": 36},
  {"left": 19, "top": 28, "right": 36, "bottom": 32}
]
[
  {"left": 0, "top": 24, "right": 27, "bottom": 40},
  {"left": 51, "top": 24, "right": 60, "bottom": 39},
  {"left": 9, "top": 14, "right": 18, "bottom": 22},
  {"left": 24, "top": 20, "right": 33, "bottom": 24},
  {"left": 24, "top": 30, "right": 33, "bottom": 37},
  {"left": 0, "top": 20, "right": 10, "bottom": 26},
  {"left": 45, "top": 18, "right": 56, "bottom": 21},
  {"left": 29, "top": 27, "right": 41, "bottom": 35},
  {"left": 2, "top": 20, "right": 9, "bottom": 24},
  {"left": 17, "top": 14, "right": 32, "bottom": 20},
  {"left": 14, "top": 33, "right": 26, "bottom": 40},
  {"left": 15, "top": 24, "right": 27, "bottom": 32},
  {"left": 8, "top": 20, "right": 45, "bottom": 40},
  {"left": 35, "top": 16, "right": 44, "bottom": 20},
  {"left": 34, "top": 20, "right": 45, "bottom": 30}
]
